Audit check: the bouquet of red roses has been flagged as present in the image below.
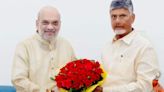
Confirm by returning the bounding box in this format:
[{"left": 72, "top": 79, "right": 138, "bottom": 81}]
[{"left": 53, "top": 59, "right": 107, "bottom": 92}]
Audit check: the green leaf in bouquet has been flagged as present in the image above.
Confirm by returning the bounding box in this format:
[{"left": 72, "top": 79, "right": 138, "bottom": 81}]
[
  {"left": 69, "top": 88, "right": 77, "bottom": 92},
  {"left": 50, "top": 77, "right": 55, "bottom": 81}
]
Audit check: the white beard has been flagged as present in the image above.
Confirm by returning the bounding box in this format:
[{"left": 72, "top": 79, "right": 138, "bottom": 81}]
[
  {"left": 39, "top": 31, "right": 58, "bottom": 43},
  {"left": 114, "top": 29, "right": 126, "bottom": 35}
]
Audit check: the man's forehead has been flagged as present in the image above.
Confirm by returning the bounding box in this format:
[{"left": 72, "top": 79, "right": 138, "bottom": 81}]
[{"left": 110, "top": 8, "right": 130, "bottom": 14}]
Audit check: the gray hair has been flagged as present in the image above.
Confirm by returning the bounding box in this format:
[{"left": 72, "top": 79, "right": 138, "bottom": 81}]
[{"left": 110, "top": 0, "right": 134, "bottom": 13}]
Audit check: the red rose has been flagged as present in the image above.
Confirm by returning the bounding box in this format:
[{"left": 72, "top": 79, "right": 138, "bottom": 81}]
[{"left": 54, "top": 59, "right": 103, "bottom": 91}]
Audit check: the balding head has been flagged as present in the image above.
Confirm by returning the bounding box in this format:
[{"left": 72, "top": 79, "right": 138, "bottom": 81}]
[
  {"left": 37, "top": 6, "right": 60, "bottom": 20},
  {"left": 36, "top": 6, "right": 61, "bottom": 43}
]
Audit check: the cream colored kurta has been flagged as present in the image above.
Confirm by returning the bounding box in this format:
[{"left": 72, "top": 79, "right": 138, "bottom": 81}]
[
  {"left": 101, "top": 31, "right": 160, "bottom": 92},
  {"left": 11, "top": 34, "right": 76, "bottom": 92}
]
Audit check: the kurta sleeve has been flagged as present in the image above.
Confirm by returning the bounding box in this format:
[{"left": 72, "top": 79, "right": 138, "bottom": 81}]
[
  {"left": 103, "top": 44, "right": 160, "bottom": 92},
  {"left": 11, "top": 43, "right": 40, "bottom": 92}
]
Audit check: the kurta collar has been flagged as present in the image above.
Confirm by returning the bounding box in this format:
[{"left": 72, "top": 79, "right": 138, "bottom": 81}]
[{"left": 113, "top": 30, "right": 137, "bottom": 45}]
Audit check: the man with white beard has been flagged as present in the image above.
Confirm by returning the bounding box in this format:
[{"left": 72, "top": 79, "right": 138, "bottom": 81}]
[
  {"left": 101, "top": 0, "right": 161, "bottom": 92},
  {"left": 11, "top": 6, "right": 76, "bottom": 92}
]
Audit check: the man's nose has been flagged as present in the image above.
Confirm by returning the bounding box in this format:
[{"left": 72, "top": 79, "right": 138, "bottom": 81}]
[
  {"left": 47, "top": 24, "right": 54, "bottom": 29},
  {"left": 115, "top": 17, "right": 121, "bottom": 23}
]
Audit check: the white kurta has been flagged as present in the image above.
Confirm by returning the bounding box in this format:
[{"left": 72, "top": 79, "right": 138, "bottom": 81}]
[
  {"left": 11, "top": 34, "right": 76, "bottom": 92},
  {"left": 101, "top": 31, "right": 160, "bottom": 92}
]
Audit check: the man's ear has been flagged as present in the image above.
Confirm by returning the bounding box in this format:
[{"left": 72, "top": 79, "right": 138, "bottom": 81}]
[
  {"left": 36, "top": 20, "right": 39, "bottom": 27},
  {"left": 131, "top": 13, "right": 135, "bottom": 24},
  {"left": 36, "top": 20, "right": 39, "bottom": 32}
]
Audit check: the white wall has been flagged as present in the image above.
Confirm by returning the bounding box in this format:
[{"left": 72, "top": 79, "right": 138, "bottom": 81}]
[{"left": 0, "top": 0, "right": 163, "bottom": 86}]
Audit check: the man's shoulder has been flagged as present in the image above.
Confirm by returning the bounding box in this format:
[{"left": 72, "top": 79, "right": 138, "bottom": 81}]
[
  {"left": 16, "top": 34, "right": 37, "bottom": 47},
  {"left": 56, "top": 36, "right": 72, "bottom": 45},
  {"left": 102, "top": 40, "right": 113, "bottom": 52},
  {"left": 56, "top": 36, "right": 74, "bottom": 50},
  {"left": 133, "top": 31, "right": 153, "bottom": 47}
]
